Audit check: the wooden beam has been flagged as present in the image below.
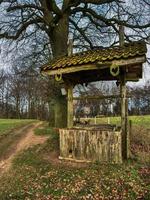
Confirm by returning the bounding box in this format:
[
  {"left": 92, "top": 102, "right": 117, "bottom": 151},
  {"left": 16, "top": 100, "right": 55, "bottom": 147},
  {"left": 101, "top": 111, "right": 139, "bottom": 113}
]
[
  {"left": 73, "top": 94, "right": 121, "bottom": 100},
  {"left": 64, "top": 69, "right": 142, "bottom": 84},
  {"left": 67, "top": 84, "right": 74, "bottom": 128}
]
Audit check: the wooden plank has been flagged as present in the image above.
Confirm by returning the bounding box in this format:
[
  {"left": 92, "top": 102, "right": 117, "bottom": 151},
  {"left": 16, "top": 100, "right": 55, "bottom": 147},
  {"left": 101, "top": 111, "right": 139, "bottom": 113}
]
[
  {"left": 64, "top": 70, "right": 117, "bottom": 83},
  {"left": 73, "top": 94, "right": 131, "bottom": 100},
  {"left": 62, "top": 65, "right": 142, "bottom": 83},
  {"left": 67, "top": 84, "right": 73, "bottom": 128},
  {"left": 42, "top": 56, "right": 145, "bottom": 75},
  {"left": 73, "top": 95, "right": 120, "bottom": 100},
  {"left": 59, "top": 128, "right": 122, "bottom": 163}
]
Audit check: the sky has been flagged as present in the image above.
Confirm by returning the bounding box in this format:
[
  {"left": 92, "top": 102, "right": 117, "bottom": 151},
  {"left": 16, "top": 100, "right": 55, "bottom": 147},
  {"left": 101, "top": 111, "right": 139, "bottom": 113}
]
[{"left": 127, "top": 45, "right": 150, "bottom": 87}]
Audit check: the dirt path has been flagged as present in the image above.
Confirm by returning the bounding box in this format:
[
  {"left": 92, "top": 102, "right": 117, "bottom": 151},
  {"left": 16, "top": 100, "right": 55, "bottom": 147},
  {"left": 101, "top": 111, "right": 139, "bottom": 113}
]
[{"left": 0, "top": 122, "right": 49, "bottom": 174}]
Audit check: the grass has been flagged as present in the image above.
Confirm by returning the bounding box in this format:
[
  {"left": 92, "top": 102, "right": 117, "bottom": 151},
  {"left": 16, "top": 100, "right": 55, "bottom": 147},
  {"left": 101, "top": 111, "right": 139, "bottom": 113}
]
[
  {"left": 0, "top": 119, "right": 37, "bottom": 160},
  {"left": 34, "top": 124, "right": 59, "bottom": 152},
  {"left": 0, "top": 116, "right": 149, "bottom": 199},
  {"left": 34, "top": 123, "right": 57, "bottom": 136},
  {"left": 0, "top": 141, "right": 149, "bottom": 199},
  {"left": 0, "top": 119, "right": 37, "bottom": 136},
  {"left": 81, "top": 115, "right": 150, "bottom": 128}
]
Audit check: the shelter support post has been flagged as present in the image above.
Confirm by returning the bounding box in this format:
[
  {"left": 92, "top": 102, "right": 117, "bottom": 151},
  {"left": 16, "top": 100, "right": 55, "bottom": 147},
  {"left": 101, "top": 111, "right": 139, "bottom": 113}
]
[
  {"left": 67, "top": 84, "right": 73, "bottom": 128},
  {"left": 120, "top": 75, "right": 128, "bottom": 160},
  {"left": 126, "top": 96, "right": 130, "bottom": 159},
  {"left": 119, "top": 25, "right": 129, "bottom": 159}
]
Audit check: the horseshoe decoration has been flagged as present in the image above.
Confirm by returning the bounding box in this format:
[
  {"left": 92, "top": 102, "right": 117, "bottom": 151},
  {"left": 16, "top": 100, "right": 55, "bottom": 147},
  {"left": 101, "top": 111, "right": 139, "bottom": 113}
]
[
  {"left": 55, "top": 74, "right": 62, "bottom": 81},
  {"left": 110, "top": 64, "right": 120, "bottom": 77}
]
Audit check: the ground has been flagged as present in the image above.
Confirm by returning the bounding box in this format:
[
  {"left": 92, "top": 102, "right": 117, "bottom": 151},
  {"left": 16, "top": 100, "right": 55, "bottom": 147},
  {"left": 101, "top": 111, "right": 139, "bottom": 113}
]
[
  {"left": 0, "top": 122, "right": 48, "bottom": 174},
  {"left": 0, "top": 117, "right": 149, "bottom": 200}
]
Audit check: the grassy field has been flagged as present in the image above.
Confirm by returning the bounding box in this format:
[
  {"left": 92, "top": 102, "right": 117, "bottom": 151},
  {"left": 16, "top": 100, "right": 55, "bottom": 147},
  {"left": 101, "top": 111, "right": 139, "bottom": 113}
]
[
  {"left": 81, "top": 115, "right": 150, "bottom": 128},
  {"left": 0, "top": 116, "right": 149, "bottom": 200},
  {"left": 0, "top": 119, "right": 37, "bottom": 136}
]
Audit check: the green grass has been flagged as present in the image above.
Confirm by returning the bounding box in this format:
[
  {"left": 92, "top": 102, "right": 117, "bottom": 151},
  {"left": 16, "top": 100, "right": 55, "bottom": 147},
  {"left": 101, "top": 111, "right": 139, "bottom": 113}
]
[
  {"left": 0, "top": 143, "right": 149, "bottom": 200},
  {"left": 0, "top": 119, "right": 37, "bottom": 136},
  {"left": 34, "top": 123, "right": 57, "bottom": 136},
  {"left": 0, "top": 116, "right": 149, "bottom": 199},
  {"left": 128, "top": 115, "right": 150, "bottom": 128},
  {"left": 81, "top": 115, "right": 150, "bottom": 128},
  {"left": 0, "top": 119, "right": 37, "bottom": 160},
  {"left": 34, "top": 124, "right": 59, "bottom": 152}
]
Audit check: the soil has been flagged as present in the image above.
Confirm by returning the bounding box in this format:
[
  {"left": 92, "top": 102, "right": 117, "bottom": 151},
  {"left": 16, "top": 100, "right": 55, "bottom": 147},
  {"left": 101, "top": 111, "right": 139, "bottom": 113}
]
[{"left": 0, "top": 122, "right": 49, "bottom": 175}]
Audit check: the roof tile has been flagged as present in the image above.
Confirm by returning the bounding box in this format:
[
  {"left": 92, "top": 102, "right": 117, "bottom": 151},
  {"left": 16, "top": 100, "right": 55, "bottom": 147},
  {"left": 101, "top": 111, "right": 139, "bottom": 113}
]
[{"left": 41, "top": 41, "right": 147, "bottom": 72}]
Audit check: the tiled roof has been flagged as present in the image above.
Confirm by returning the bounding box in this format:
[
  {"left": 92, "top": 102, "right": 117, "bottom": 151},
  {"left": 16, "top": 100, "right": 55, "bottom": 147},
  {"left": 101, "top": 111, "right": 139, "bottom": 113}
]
[{"left": 41, "top": 41, "right": 147, "bottom": 73}]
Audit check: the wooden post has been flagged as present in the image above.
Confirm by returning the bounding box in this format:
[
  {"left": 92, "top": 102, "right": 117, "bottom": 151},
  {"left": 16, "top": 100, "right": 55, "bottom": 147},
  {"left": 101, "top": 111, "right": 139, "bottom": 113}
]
[
  {"left": 126, "top": 97, "right": 130, "bottom": 158},
  {"left": 68, "top": 39, "right": 73, "bottom": 56},
  {"left": 119, "top": 25, "right": 128, "bottom": 159},
  {"left": 128, "top": 119, "right": 132, "bottom": 158},
  {"left": 120, "top": 76, "right": 128, "bottom": 159},
  {"left": 94, "top": 116, "right": 97, "bottom": 125},
  {"left": 129, "top": 120, "right": 132, "bottom": 139},
  {"left": 54, "top": 96, "right": 67, "bottom": 128},
  {"left": 67, "top": 84, "right": 74, "bottom": 128},
  {"left": 67, "top": 39, "right": 74, "bottom": 128},
  {"left": 107, "top": 117, "right": 110, "bottom": 124},
  {"left": 119, "top": 25, "right": 124, "bottom": 46}
]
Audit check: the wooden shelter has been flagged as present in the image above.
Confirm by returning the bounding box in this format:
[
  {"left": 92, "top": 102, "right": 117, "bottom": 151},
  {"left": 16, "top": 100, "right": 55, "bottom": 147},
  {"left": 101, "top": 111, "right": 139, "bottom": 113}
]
[{"left": 41, "top": 40, "right": 147, "bottom": 163}]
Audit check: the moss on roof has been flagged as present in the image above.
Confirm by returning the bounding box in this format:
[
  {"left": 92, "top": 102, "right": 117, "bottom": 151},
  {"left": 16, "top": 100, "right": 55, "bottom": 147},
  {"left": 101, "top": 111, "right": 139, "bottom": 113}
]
[{"left": 41, "top": 41, "right": 147, "bottom": 72}]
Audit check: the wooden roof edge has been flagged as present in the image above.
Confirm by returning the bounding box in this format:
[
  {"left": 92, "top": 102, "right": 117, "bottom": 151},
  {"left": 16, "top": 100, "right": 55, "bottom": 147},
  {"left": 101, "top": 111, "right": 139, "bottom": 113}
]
[
  {"left": 40, "top": 40, "right": 147, "bottom": 73},
  {"left": 41, "top": 55, "right": 146, "bottom": 76}
]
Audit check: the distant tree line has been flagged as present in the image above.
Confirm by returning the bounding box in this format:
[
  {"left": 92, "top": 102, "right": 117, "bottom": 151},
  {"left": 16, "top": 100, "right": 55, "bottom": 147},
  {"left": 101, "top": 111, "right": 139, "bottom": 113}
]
[
  {"left": 0, "top": 0, "right": 149, "bottom": 127},
  {"left": 0, "top": 66, "right": 50, "bottom": 120},
  {"left": 128, "top": 82, "right": 150, "bottom": 115},
  {"left": 0, "top": 65, "right": 150, "bottom": 120}
]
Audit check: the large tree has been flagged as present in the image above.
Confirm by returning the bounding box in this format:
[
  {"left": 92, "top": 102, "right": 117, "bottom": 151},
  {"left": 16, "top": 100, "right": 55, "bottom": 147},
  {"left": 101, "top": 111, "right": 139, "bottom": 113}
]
[{"left": 0, "top": 0, "right": 150, "bottom": 126}]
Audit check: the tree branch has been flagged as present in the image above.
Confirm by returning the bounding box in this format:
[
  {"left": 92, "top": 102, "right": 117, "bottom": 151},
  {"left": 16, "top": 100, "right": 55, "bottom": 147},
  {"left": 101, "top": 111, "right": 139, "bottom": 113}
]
[
  {"left": 45, "top": 0, "right": 62, "bottom": 15},
  {"left": 83, "top": 12, "right": 119, "bottom": 33},
  {"left": 71, "top": 7, "right": 150, "bottom": 29},
  {"left": 0, "top": 18, "right": 43, "bottom": 40},
  {"left": 7, "top": 4, "right": 44, "bottom": 12},
  {"left": 142, "top": 0, "right": 150, "bottom": 6},
  {"left": 80, "top": 0, "right": 120, "bottom": 4},
  {"left": 69, "top": 18, "right": 93, "bottom": 49}
]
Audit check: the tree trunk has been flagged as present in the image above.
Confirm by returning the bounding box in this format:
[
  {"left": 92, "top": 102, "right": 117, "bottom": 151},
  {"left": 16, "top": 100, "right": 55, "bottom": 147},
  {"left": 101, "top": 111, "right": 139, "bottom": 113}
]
[
  {"left": 54, "top": 95, "right": 67, "bottom": 128},
  {"left": 16, "top": 97, "right": 20, "bottom": 119},
  {"left": 48, "top": 99, "right": 55, "bottom": 127},
  {"left": 50, "top": 14, "right": 69, "bottom": 58},
  {"left": 48, "top": 14, "right": 69, "bottom": 128}
]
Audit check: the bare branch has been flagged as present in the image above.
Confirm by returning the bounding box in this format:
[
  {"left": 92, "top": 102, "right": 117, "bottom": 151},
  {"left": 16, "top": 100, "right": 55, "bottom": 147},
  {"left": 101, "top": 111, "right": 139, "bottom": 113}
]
[
  {"left": 44, "top": 0, "right": 62, "bottom": 15},
  {"left": 81, "top": 0, "right": 121, "bottom": 4},
  {"left": 0, "top": 18, "right": 43, "bottom": 40},
  {"left": 71, "top": 7, "right": 150, "bottom": 29},
  {"left": 69, "top": 18, "right": 93, "bottom": 49},
  {"left": 142, "top": 0, "right": 150, "bottom": 6},
  {"left": 7, "top": 4, "right": 44, "bottom": 12}
]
